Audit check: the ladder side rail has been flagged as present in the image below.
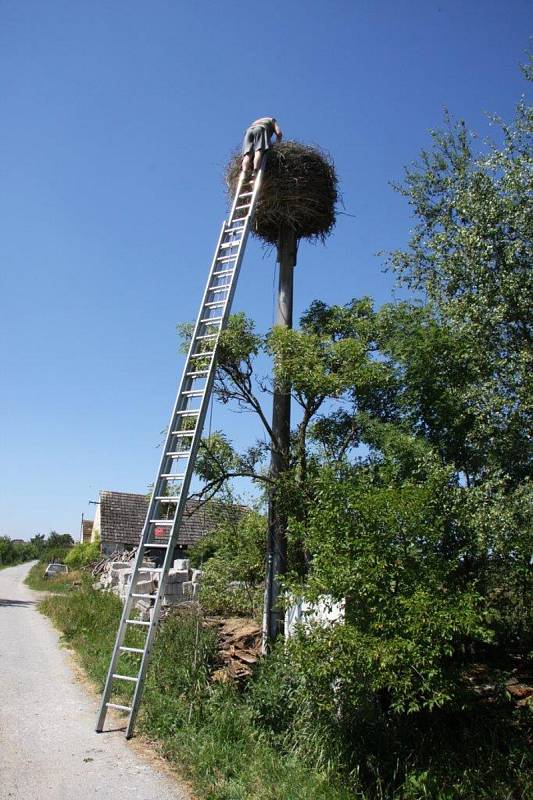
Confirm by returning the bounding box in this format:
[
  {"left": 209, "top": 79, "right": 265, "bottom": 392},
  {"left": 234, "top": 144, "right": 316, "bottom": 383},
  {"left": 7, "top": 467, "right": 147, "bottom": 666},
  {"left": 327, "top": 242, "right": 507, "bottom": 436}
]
[
  {"left": 227, "top": 171, "right": 246, "bottom": 224},
  {"left": 125, "top": 158, "right": 266, "bottom": 736},
  {"left": 96, "top": 219, "right": 228, "bottom": 732}
]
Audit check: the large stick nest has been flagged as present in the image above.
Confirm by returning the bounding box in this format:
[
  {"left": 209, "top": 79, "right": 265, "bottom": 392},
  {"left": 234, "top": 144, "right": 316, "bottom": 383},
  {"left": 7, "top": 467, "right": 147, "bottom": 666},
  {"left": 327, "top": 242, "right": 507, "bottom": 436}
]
[{"left": 225, "top": 140, "right": 338, "bottom": 245}]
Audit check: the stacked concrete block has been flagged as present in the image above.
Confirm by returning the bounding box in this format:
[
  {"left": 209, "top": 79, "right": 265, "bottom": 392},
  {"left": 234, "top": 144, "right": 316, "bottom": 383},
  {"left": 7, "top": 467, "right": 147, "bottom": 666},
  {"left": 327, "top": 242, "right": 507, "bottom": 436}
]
[
  {"left": 161, "top": 567, "right": 187, "bottom": 605},
  {"left": 135, "top": 578, "right": 156, "bottom": 596},
  {"left": 100, "top": 561, "right": 131, "bottom": 590},
  {"left": 94, "top": 552, "right": 204, "bottom": 609},
  {"left": 182, "top": 581, "right": 197, "bottom": 599}
]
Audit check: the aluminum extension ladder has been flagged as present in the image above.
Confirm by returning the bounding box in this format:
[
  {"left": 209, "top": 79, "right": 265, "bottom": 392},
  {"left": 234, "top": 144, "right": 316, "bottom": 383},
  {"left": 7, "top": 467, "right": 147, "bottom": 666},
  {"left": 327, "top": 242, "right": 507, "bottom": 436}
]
[{"left": 96, "top": 159, "right": 265, "bottom": 739}]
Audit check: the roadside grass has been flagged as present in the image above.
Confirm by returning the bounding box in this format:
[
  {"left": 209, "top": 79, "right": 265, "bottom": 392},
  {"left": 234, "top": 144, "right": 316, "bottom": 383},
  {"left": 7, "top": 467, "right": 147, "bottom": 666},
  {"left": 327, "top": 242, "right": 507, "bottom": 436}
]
[
  {"left": 39, "top": 585, "right": 532, "bottom": 800},
  {"left": 39, "top": 587, "right": 353, "bottom": 800},
  {"left": 25, "top": 561, "right": 85, "bottom": 593}
]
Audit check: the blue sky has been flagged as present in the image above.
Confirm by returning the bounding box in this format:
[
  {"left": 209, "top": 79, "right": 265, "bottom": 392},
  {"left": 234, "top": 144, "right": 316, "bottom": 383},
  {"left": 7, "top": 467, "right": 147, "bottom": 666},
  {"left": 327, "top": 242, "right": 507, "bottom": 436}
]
[{"left": 1, "top": 1, "right": 530, "bottom": 539}]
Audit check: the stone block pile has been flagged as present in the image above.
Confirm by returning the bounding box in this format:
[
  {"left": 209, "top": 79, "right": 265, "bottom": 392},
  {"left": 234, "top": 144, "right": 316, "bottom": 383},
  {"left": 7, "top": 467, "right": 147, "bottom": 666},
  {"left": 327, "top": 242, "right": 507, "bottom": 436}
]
[{"left": 93, "top": 554, "right": 202, "bottom": 617}]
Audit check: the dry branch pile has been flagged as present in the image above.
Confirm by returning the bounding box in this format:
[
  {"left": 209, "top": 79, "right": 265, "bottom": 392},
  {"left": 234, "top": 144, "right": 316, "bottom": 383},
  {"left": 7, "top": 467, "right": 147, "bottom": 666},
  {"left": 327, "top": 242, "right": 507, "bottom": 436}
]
[
  {"left": 90, "top": 548, "right": 137, "bottom": 577},
  {"left": 226, "top": 140, "right": 338, "bottom": 245}
]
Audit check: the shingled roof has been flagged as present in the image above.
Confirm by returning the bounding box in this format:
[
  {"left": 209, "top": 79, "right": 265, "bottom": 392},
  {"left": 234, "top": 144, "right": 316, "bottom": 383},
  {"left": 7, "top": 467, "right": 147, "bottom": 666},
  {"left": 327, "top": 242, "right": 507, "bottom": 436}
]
[{"left": 98, "top": 490, "right": 226, "bottom": 550}]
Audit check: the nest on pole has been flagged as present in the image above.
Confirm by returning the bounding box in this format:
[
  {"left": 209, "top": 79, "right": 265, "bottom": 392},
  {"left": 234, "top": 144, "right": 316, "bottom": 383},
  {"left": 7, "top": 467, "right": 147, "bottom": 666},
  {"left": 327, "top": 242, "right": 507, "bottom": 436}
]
[{"left": 225, "top": 140, "right": 338, "bottom": 246}]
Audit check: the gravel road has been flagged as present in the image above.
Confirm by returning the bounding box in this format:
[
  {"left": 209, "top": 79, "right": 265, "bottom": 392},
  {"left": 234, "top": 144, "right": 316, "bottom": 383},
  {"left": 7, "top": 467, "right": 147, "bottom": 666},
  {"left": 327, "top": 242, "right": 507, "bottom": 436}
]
[{"left": 0, "top": 562, "right": 191, "bottom": 800}]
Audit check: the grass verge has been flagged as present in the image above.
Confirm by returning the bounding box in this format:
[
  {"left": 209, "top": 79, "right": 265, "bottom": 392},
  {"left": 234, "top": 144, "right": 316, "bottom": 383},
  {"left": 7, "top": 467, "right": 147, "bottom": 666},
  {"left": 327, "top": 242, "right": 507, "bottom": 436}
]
[
  {"left": 25, "top": 561, "right": 85, "bottom": 593},
  {"left": 39, "top": 585, "right": 532, "bottom": 800}
]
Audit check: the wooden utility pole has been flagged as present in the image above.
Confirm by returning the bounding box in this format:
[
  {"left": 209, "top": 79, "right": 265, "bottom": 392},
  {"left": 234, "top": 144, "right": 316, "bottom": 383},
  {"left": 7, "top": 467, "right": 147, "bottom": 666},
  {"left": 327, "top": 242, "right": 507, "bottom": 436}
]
[{"left": 263, "top": 224, "right": 297, "bottom": 648}]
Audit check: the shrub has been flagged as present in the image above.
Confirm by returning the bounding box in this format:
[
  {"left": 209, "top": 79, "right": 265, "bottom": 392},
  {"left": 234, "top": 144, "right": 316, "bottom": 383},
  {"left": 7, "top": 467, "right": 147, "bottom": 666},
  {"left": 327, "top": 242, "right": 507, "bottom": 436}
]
[
  {"left": 64, "top": 540, "right": 101, "bottom": 569},
  {"left": 190, "top": 509, "right": 266, "bottom": 618}
]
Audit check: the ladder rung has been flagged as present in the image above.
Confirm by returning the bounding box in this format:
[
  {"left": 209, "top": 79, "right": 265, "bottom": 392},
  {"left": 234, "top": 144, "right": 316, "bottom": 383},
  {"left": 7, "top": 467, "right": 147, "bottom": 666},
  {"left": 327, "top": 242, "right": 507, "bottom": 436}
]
[
  {"left": 138, "top": 568, "right": 163, "bottom": 573},
  {"left": 211, "top": 269, "right": 234, "bottom": 277},
  {"left": 119, "top": 646, "right": 145, "bottom": 654},
  {"left": 195, "top": 333, "right": 217, "bottom": 340},
  {"left": 208, "top": 285, "right": 230, "bottom": 293},
  {"left": 155, "top": 495, "right": 181, "bottom": 501},
  {"left": 126, "top": 619, "right": 150, "bottom": 626},
  {"left": 165, "top": 449, "right": 191, "bottom": 456},
  {"left": 200, "top": 317, "right": 222, "bottom": 324},
  {"left": 169, "top": 430, "right": 195, "bottom": 436},
  {"left": 187, "top": 370, "right": 209, "bottom": 376},
  {"left": 131, "top": 593, "right": 157, "bottom": 599},
  {"left": 160, "top": 472, "right": 186, "bottom": 478},
  {"left": 182, "top": 390, "right": 204, "bottom": 396},
  {"left": 175, "top": 409, "right": 199, "bottom": 416},
  {"left": 190, "top": 351, "right": 215, "bottom": 358},
  {"left": 149, "top": 520, "right": 173, "bottom": 526},
  {"left": 235, "top": 204, "right": 250, "bottom": 211},
  {"left": 112, "top": 673, "right": 139, "bottom": 682},
  {"left": 106, "top": 703, "right": 132, "bottom": 712},
  {"left": 216, "top": 254, "right": 237, "bottom": 262},
  {"left": 220, "top": 240, "right": 241, "bottom": 249},
  {"left": 239, "top": 191, "right": 253, "bottom": 198},
  {"left": 144, "top": 543, "right": 170, "bottom": 549},
  {"left": 203, "top": 301, "right": 225, "bottom": 308}
]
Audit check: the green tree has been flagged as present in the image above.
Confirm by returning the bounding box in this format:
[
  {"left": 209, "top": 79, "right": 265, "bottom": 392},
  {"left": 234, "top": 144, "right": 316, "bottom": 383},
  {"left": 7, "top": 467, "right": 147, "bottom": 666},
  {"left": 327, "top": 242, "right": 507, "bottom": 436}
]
[
  {"left": 46, "top": 531, "right": 74, "bottom": 548},
  {"left": 183, "top": 73, "right": 533, "bottom": 722}
]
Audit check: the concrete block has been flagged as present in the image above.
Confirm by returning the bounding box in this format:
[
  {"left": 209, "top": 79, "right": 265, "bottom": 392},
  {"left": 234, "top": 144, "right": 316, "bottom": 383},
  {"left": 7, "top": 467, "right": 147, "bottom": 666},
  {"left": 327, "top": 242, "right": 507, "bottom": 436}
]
[
  {"left": 167, "top": 569, "right": 188, "bottom": 583},
  {"left": 135, "top": 598, "right": 152, "bottom": 613},
  {"left": 110, "top": 561, "right": 130, "bottom": 572},
  {"left": 162, "top": 594, "right": 183, "bottom": 606},
  {"left": 163, "top": 583, "right": 184, "bottom": 596},
  {"left": 135, "top": 579, "right": 155, "bottom": 595},
  {"left": 173, "top": 559, "right": 190, "bottom": 572},
  {"left": 117, "top": 568, "right": 133, "bottom": 585},
  {"left": 182, "top": 581, "right": 196, "bottom": 598}
]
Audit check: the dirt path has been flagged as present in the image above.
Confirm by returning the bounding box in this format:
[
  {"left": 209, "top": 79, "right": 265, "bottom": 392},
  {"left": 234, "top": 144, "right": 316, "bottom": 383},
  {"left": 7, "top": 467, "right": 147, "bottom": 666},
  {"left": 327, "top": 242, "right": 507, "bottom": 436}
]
[{"left": 0, "top": 562, "right": 191, "bottom": 800}]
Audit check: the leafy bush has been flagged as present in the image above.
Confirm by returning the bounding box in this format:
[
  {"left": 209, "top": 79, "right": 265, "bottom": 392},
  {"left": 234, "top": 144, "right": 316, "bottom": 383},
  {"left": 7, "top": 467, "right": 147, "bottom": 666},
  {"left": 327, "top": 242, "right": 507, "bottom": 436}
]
[
  {"left": 38, "top": 546, "right": 71, "bottom": 564},
  {"left": 290, "top": 456, "right": 495, "bottom": 714},
  {"left": 190, "top": 509, "right": 266, "bottom": 618},
  {"left": 64, "top": 540, "right": 101, "bottom": 569},
  {"left": 0, "top": 536, "right": 36, "bottom": 566}
]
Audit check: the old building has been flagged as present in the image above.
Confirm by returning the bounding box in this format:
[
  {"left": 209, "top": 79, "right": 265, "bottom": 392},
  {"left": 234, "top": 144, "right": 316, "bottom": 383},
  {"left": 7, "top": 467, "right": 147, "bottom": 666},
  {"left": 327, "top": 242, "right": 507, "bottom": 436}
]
[
  {"left": 91, "top": 489, "right": 223, "bottom": 555},
  {"left": 79, "top": 518, "right": 94, "bottom": 544}
]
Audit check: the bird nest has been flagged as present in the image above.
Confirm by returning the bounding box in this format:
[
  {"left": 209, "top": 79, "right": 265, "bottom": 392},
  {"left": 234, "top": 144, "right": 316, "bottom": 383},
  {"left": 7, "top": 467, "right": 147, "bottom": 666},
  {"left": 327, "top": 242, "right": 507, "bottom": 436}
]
[{"left": 225, "top": 140, "right": 338, "bottom": 245}]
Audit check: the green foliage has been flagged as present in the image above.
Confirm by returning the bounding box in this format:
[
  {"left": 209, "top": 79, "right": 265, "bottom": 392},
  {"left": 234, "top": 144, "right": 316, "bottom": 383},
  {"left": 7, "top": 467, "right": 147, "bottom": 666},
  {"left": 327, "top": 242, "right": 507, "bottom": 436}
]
[
  {"left": 217, "top": 311, "right": 262, "bottom": 366},
  {"left": 41, "top": 584, "right": 533, "bottom": 799},
  {"left": 0, "top": 536, "right": 36, "bottom": 566},
  {"left": 387, "top": 104, "right": 532, "bottom": 486},
  {"left": 41, "top": 585, "right": 352, "bottom": 800},
  {"left": 46, "top": 531, "right": 74, "bottom": 548},
  {"left": 41, "top": 583, "right": 133, "bottom": 679},
  {"left": 195, "top": 431, "right": 238, "bottom": 484},
  {"left": 38, "top": 546, "right": 71, "bottom": 564},
  {"left": 289, "top": 458, "right": 492, "bottom": 714},
  {"left": 190, "top": 509, "right": 266, "bottom": 617},
  {"left": 64, "top": 539, "right": 101, "bottom": 569}
]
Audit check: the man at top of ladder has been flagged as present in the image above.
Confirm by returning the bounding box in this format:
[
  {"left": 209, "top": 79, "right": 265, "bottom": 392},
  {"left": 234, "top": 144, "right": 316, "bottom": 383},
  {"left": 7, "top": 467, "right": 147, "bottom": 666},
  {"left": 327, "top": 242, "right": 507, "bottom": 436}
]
[{"left": 241, "top": 117, "right": 283, "bottom": 178}]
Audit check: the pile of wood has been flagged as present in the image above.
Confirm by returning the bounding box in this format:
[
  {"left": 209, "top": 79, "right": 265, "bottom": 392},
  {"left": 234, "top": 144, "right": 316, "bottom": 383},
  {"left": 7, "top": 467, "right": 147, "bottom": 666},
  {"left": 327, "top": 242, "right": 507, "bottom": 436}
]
[
  {"left": 209, "top": 617, "right": 262, "bottom": 683},
  {"left": 89, "top": 548, "right": 137, "bottom": 577}
]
